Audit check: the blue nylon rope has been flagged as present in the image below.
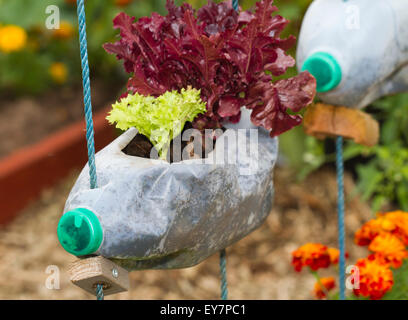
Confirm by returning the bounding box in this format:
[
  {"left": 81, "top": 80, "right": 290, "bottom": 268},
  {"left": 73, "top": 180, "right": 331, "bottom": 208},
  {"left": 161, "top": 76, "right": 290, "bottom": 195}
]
[
  {"left": 337, "top": 0, "right": 347, "bottom": 296},
  {"left": 232, "top": 0, "right": 239, "bottom": 11},
  {"left": 336, "top": 136, "right": 346, "bottom": 300},
  {"left": 217, "top": 0, "right": 240, "bottom": 301},
  {"left": 77, "top": 0, "right": 97, "bottom": 190},
  {"left": 76, "top": 0, "right": 101, "bottom": 300},
  {"left": 219, "top": 249, "right": 228, "bottom": 300}
]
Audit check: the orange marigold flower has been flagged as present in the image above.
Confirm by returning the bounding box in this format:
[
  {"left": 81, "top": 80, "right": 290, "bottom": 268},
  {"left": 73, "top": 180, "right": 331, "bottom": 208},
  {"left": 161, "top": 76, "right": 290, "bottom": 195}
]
[
  {"left": 368, "top": 233, "right": 408, "bottom": 268},
  {"left": 292, "top": 243, "right": 331, "bottom": 272},
  {"left": 355, "top": 211, "right": 408, "bottom": 246},
  {"left": 355, "top": 219, "right": 384, "bottom": 246},
  {"left": 327, "top": 248, "right": 339, "bottom": 264},
  {"left": 327, "top": 247, "right": 349, "bottom": 264},
  {"left": 313, "top": 277, "right": 336, "bottom": 300},
  {"left": 352, "top": 255, "right": 394, "bottom": 300},
  {"left": 383, "top": 211, "right": 408, "bottom": 245}
]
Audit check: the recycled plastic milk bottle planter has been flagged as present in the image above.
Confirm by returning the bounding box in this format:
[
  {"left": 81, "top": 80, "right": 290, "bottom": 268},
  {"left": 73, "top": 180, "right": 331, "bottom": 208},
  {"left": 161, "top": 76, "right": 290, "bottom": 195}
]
[
  {"left": 58, "top": 112, "right": 278, "bottom": 270},
  {"left": 297, "top": 0, "right": 408, "bottom": 109},
  {"left": 297, "top": 0, "right": 408, "bottom": 147}
]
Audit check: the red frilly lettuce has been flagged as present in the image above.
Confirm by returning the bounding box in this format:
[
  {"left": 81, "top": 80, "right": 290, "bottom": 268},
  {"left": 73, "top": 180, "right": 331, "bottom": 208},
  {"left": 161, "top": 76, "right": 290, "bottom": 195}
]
[{"left": 104, "top": 0, "right": 316, "bottom": 137}]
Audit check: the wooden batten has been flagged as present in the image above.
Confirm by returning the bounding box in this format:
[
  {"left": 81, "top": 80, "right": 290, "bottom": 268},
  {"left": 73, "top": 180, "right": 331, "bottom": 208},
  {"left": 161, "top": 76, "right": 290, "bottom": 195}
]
[
  {"left": 68, "top": 256, "right": 129, "bottom": 296},
  {"left": 303, "top": 103, "right": 380, "bottom": 147}
]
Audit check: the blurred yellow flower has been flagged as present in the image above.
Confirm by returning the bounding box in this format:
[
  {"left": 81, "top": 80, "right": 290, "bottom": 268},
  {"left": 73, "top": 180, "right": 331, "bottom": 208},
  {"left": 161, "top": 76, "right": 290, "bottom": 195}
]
[
  {"left": 49, "top": 62, "right": 68, "bottom": 84},
  {"left": 53, "top": 21, "right": 75, "bottom": 39},
  {"left": 0, "top": 25, "right": 27, "bottom": 53}
]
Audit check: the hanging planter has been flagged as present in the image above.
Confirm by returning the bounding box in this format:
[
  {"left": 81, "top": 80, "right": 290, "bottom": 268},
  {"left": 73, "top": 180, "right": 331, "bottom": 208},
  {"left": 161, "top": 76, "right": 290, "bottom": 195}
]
[
  {"left": 297, "top": 0, "right": 408, "bottom": 147},
  {"left": 295, "top": 0, "right": 408, "bottom": 300},
  {"left": 57, "top": 0, "right": 316, "bottom": 271}
]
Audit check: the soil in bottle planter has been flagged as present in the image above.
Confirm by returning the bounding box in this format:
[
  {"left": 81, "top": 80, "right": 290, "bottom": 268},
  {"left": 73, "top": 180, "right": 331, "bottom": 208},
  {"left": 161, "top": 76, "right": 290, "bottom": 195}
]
[{"left": 122, "top": 122, "right": 225, "bottom": 163}]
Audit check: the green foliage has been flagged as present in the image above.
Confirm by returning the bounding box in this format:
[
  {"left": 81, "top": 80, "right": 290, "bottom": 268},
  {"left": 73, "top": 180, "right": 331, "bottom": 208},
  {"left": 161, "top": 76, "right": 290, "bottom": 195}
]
[
  {"left": 354, "top": 143, "right": 408, "bottom": 212},
  {"left": 0, "top": 0, "right": 312, "bottom": 95},
  {"left": 279, "top": 125, "right": 326, "bottom": 181},
  {"left": 0, "top": 0, "right": 70, "bottom": 28},
  {"left": 0, "top": 50, "right": 52, "bottom": 94},
  {"left": 0, "top": 0, "right": 162, "bottom": 95},
  {"left": 107, "top": 88, "right": 207, "bottom": 159},
  {"left": 383, "top": 259, "right": 408, "bottom": 300},
  {"left": 294, "top": 93, "right": 408, "bottom": 212},
  {"left": 373, "top": 93, "right": 408, "bottom": 146}
]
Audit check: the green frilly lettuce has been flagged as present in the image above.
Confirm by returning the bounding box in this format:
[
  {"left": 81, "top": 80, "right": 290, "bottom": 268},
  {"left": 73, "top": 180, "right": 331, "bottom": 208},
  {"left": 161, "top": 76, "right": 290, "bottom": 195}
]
[{"left": 107, "top": 88, "right": 207, "bottom": 159}]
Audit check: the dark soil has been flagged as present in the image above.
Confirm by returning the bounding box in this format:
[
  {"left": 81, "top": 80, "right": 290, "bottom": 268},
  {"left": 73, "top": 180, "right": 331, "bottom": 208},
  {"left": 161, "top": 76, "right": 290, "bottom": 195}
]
[
  {"left": 123, "top": 122, "right": 224, "bottom": 163},
  {"left": 123, "top": 133, "right": 156, "bottom": 158}
]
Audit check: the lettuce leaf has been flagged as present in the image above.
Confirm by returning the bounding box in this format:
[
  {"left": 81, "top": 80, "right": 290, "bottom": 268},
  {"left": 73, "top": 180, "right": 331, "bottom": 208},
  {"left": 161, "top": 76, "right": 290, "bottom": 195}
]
[
  {"left": 104, "top": 0, "right": 316, "bottom": 137},
  {"left": 107, "top": 88, "right": 206, "bottom": 159}
]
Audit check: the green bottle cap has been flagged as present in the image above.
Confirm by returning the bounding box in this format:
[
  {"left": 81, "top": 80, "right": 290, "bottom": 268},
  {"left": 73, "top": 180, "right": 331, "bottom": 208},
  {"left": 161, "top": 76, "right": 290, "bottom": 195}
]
[
  {"left": 57, "top": 208, "right": 103, "bottom": 256},
  {"left": 301, "top": 52, "right": 342, "bottom": 92}
]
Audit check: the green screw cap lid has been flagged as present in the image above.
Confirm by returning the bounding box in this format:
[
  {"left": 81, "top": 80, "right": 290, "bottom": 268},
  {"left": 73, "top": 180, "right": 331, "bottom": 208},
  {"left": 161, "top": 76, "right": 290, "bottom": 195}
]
[
  {"left": 301, "top": 52, "right": 342, "bottom": 92},
  {"left": 57, "top": 208, "right": 103, "bottom": 256}
]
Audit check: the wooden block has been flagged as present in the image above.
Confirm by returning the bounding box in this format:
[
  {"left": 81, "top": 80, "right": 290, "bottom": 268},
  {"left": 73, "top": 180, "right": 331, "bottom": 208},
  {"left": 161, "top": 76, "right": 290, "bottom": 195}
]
[
  {"left": 68, "top": 256, "right": 129, "bottom": 296},
  {"left": 303, "top": 103, "right": 380, "bottom": 147}
]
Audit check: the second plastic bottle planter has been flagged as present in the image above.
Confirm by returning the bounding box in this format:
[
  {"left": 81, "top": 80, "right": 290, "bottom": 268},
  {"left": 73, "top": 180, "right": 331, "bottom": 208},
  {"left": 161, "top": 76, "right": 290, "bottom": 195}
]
[{"left": 297, "top": 0, "right": 408, "bottom": 109}]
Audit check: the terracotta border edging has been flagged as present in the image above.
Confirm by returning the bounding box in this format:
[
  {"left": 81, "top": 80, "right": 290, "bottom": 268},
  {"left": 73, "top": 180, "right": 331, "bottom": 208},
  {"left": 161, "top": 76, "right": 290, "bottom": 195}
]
[{"left": 0, "top": 107, "right": 116, "bottom": 226}]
